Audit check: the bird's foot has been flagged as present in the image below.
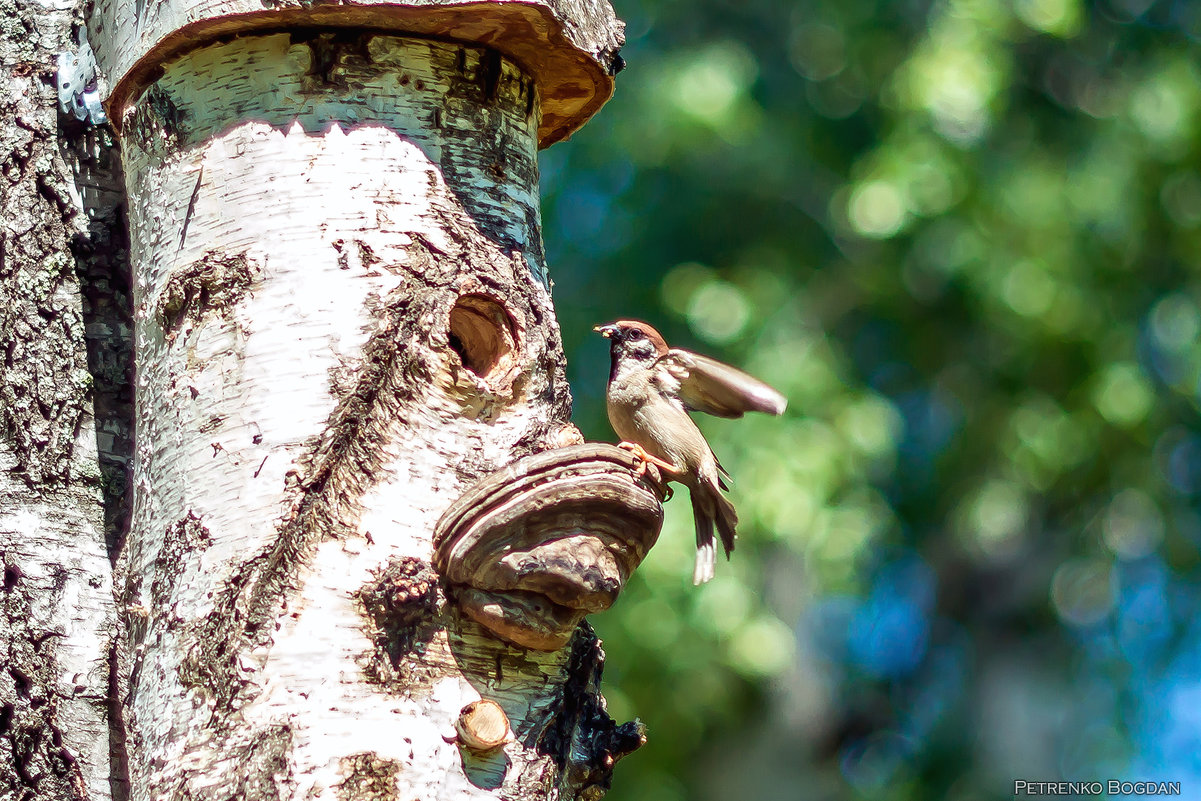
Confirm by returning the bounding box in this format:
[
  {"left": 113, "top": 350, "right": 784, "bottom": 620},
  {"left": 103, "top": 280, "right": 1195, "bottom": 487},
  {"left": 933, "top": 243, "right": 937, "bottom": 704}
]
[{"left": 618, "top": 443, "right": 679, "bottom": 500}]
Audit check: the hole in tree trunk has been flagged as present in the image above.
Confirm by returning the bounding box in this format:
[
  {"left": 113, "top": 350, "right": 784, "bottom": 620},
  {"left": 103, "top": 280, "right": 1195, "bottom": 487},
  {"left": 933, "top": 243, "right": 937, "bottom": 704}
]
[{"left": 448, "top": 295, "right": 518, "bottom": 383}]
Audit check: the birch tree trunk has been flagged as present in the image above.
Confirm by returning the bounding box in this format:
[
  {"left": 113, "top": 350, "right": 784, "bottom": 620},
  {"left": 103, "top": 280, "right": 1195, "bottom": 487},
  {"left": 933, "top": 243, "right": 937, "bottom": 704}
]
[
  {"left": 1, "top": 0, "right": 639, "bottom": 796},
  {"left": 82, "top": 1, "right": 638, "bottom": 799},
  {"left": 0, "top": 0, "right": 128, "bottom": 798}
]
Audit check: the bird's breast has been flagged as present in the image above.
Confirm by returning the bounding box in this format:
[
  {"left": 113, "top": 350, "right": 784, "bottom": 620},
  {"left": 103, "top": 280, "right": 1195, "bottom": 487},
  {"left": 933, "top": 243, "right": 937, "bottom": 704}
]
[{"left": 606, "top": 373, "right": 712, "bottom": 478}]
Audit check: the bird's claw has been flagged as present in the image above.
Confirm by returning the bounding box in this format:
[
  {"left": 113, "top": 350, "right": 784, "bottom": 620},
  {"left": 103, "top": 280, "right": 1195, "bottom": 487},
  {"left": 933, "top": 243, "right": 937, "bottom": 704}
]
[{"left": 618, "top": 442, "right": 678, "bottom": 500}]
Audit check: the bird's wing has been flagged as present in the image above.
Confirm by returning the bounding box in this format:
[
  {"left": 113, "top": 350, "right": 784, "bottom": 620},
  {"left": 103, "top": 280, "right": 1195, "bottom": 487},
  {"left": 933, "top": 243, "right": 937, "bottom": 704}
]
[{"left": 655, "top": 348, "right": 787, "bottom": 419}]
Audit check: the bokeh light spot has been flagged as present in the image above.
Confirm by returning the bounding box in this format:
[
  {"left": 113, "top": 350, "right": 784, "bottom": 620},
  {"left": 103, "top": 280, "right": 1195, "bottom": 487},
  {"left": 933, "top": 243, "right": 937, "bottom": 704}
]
[
  {"left": 728, "top": 615, "right": 796, "bottom": 678},
  {"left": 1015, "top": 0, "right": 1083, "bottom": 37},
  {"left": 902, "top": 15, "right": 1006, "bottom": 144},
  {"left": 848, "top": 181, "right": 907, "bottom": 238},
  {"left": 668, "top": 41, "right": 759, "bottom": 128},
  {"left": 1131, "top": 83, "right": 1183, "bottom": 141},
  {"left": 840, "top": 732, "right": 914, "bottom": 791},
  {"left": 1002, "top": 260, "right": 1056, "bottom": 317},
  {"left": 848, "top": 598, "right": 929, "bottom": 678},
  {"left": 1160, "top": 172, "right": 1201, "bottom": 228},
  {"left": 957, "top": 480, "right": 1029, "bottom": 561},
  {"left": 693, "top": 577, "right": 753, "bottom": 637},
  {"left": 1092, "top": 363, "right": 1155, "bottom": 427},
  {"left": 1102, "top": 489, "right": 1164, "bottom": 560},
  {"left": 686, "top": 279, "right": 751, "bottom": 344},
  {"left": 660, "top": 261, "right": 716, "bottom": 316},
  {"left": 789, "top": 23, "right": 846, "bottom": 81},
  {"left": 625, "top": 596, "right": 681, "bottom": 650},
  {"left": 836, "top": 395, "right": 904, "bottom": 460},
  {"left": 1150, "top": 294, "right": 1200, "bottom": 351},
  {"left": 1051, "top": 558, "right": 1114, "bottom": 626}
]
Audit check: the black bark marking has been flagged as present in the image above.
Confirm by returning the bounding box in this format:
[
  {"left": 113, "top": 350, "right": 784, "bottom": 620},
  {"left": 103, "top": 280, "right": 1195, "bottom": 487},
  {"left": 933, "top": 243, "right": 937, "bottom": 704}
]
[
  {"left": 538, "top": 626, "right": 646, "bottom": 799},
  {"left": 155, "top": 250, "right": 258, "bottom": 340},
  {"left": 478, "top": 48, "right": 503, "bottom": 102},
  {"left": 357, "top": 557, "right": 440, "bottom": 689},
  {"left": 336, "top": 752, "right": 400, "bottom": 801},
  {"left": 177, "top": 166, "right": 204, "bottom": 253},
  {"left": 3, "top": 565, "right": 20, "bottom": 592},
  {"left": 124, "top": 84, "right": 185, "bottom": 145},
  {"left": 296, "top": 30, "right": 373, "bottom": 89}
]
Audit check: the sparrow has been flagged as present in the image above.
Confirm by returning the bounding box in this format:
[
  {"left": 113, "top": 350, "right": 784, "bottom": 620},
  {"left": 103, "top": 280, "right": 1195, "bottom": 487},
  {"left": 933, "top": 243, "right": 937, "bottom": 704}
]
[{"left": 594, "top": 320, "right": 787, "bottom": 584}]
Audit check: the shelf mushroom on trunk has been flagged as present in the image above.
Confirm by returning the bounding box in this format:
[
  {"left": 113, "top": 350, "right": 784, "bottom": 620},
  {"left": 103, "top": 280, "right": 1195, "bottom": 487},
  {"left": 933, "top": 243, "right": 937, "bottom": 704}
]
[{"left": 435, "top": 443, "right": 667, "bottom": 651}]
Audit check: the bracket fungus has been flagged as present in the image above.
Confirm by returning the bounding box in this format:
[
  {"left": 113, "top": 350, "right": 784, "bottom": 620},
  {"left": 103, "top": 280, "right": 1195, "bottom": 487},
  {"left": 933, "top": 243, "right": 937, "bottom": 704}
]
[
  {"left": 89, "top": 0, "right": 624, "bottom": 147},
  {"left": 434, "top": 444, "right": 665, "bottom": 650}
]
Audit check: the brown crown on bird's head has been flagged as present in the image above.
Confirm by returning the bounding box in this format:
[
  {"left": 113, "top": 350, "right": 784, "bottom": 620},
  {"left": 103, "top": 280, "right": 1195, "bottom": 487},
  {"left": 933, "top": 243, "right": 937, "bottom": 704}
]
[{"left": 594, "top": 320, "right": 670, "bottom": 360}]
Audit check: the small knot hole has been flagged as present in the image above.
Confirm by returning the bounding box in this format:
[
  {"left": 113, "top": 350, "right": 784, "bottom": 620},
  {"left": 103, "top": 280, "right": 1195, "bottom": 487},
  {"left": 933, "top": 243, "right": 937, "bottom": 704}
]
[{"left": 448, "top": 295, "right": 518, "bottom": 382}]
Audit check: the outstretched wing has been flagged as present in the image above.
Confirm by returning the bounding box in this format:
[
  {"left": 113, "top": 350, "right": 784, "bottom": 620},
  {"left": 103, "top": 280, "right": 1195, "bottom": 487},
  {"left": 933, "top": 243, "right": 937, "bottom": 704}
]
[{"left": 655, "top": 349, "right": 787, "bottom": 419}]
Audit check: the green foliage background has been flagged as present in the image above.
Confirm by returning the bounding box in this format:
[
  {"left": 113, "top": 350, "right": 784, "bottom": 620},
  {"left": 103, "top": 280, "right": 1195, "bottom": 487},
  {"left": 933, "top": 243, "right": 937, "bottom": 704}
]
[{"left": 540, "top": 0, "right": 1201, "bottom": 798}]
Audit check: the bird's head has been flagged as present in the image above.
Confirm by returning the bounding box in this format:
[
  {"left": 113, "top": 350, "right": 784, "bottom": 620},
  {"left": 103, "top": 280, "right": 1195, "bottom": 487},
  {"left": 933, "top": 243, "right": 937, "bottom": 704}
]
[{"left": 594, "top": 320, "right": 670, "bottom": 368}]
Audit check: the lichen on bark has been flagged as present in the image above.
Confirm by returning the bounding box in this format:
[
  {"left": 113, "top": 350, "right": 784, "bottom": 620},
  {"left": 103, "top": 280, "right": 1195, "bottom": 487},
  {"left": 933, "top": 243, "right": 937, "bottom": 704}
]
[{"left": 0, "top": 0, "right": 92, "bottom": 486}]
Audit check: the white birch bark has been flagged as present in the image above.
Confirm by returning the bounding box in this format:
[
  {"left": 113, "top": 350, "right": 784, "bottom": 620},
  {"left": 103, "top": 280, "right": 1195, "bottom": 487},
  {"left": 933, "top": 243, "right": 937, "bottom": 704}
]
[{"left": 115, "top": 30, "right": 636, "bottom": 801}]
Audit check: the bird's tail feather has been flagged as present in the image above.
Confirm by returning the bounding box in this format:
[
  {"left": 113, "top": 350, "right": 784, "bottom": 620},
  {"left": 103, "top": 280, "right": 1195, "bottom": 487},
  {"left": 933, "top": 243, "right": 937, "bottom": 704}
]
[
  {"left": 691, "top": 482, "right": 739, "bottom": 585},
  {"left": 713, "top": 486, "right": 738, "bottom": 558},
  {"left": 691, "top": 491, "right": 716, "bottom": 585}
]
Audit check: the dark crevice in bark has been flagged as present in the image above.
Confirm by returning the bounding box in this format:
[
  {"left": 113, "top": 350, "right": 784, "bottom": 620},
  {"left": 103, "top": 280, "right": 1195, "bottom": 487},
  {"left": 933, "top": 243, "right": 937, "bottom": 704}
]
[
  {"left": 107, "top": 640, "right": 129, "bottom": 801},
  {"left": 63, "top": 121, "right": 134, "bottom": 799},
  {"left": 63, "top": 121, "right": 135, "bottom": 564},
  {"left": 0, "top": 5, "right": 121, "bottom": 800}
]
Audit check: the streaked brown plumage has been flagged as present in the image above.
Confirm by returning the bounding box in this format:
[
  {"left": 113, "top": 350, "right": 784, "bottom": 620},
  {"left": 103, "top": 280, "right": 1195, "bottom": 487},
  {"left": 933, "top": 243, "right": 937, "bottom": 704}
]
[{"left": 595, "top": 320, "right": 787, "bottom": 584}]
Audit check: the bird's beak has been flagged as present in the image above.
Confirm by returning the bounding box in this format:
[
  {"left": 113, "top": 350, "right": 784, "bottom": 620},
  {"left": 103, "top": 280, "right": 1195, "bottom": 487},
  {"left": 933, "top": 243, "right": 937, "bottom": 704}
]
[{"left": 594, "top": 323, "right": 618, "bottom": 339}]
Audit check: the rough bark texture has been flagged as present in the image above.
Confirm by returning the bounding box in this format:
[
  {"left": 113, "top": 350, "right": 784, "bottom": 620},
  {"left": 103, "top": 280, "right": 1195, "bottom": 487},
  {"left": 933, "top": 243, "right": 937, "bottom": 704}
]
[
  {"left": 0, "top": 0, "right": 127, "bottom": 798},
  {"left": 115, "top": 31, "right": 636, "bottom": 800}
]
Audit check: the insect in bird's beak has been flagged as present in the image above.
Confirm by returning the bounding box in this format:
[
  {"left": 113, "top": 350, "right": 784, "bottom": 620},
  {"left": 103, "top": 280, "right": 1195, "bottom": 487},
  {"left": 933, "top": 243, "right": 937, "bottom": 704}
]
[{"left": 594, "top": 324, "right": 619, "bottom": 338}]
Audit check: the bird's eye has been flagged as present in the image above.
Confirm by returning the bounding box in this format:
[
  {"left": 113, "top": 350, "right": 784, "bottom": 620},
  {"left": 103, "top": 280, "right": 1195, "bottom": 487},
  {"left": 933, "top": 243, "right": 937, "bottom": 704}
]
[{"left": 628, "top": 329, "right": 644, "bottom": 340}]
